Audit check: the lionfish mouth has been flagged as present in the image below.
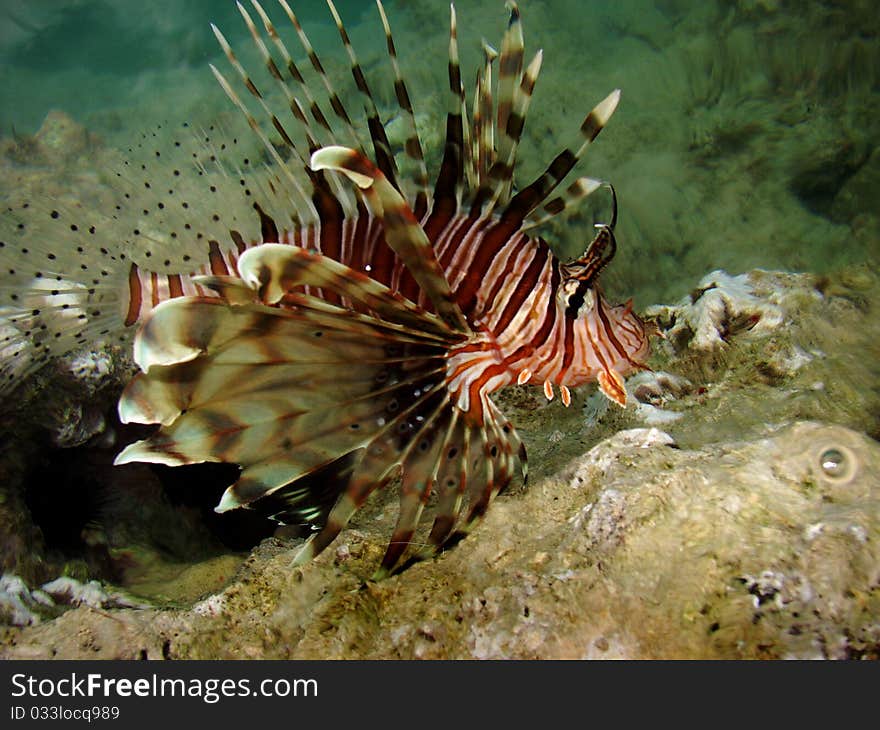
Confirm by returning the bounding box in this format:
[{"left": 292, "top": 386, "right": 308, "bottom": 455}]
[{"left": 1, "top": 0, "right": 651, "bottom": 578}]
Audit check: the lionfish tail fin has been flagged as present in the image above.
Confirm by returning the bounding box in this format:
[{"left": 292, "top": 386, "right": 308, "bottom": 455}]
[
  {"left": 0, "top": 66, "right": 329, "bottom": 396},
  {"left": 0, "top": 194, "right": 132, "bottom": 391}
]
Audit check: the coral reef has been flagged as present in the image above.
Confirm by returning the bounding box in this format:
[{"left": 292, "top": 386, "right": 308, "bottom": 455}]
[{"left": 646, "top": 270, "right": 784, "bottom": 351}]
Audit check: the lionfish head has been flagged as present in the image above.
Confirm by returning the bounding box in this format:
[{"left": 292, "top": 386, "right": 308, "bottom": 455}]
[{"left": 556, "top": 206, "right": 651, "bottom": 404}]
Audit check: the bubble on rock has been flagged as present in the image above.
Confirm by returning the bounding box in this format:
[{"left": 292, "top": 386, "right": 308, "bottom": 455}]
[{"left": 820, "top": 448, "right": 847, "bottom": 477}]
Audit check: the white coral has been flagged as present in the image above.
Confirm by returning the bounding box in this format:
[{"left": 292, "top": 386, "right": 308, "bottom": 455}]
[
  {"left": 647, "top": 269, "right": 784, "bottom": 350},
  {"left": 40, "top": 577, "right": 148, "bottom": 610},
  {"left": 573, "top": 427, "right": 677, "bottom": 479},
  {"left": 0, "top": 574, "right": 50, "bottom": 626}
]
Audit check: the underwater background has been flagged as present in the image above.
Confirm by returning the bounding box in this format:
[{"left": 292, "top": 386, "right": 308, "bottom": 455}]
[
  {"left": 0, "top": 0, "right": 878, "bottom": 658},
  {"left": 2, "top": 0, "right": 877, "bottom": 305}
]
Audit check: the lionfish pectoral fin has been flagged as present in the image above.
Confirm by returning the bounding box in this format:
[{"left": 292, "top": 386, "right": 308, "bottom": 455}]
[
  {"left": 293, "top": 388, "right": 453, "bottom": 576},
  {"left": 290, "top": 427, "right": 412, "bottom": 570},
  {"left": 412, "top": 410, "right": 468, "bottom": 560},
  {"left": 371, "top": 490, "right": 426, "bottom": 581},
  {"left": 236, "top": 243, "right": 452, "bottom": 338},
  {"left": 460, "top": 400, "right": 521, "bottom": 530},
  {"left": 311, "top": 146, "right": 376, "bottom": 189},
  {"left": 115, "top": 248, "right": 524, "bottom": 575},
  {"left": 116, "top": 363, "right": 194, "bottom": 430},
  {"left": 310, "top": 146, "right": 470, "bottom": 333},
  {"left": 296, "top": 385, "right": 526, "bottom": 577},
  {"left": 116, "top": 259, "right": 455, "bottom": 532},
  {"left": 598, "top": 368, "right": 628, "bottom": 407},
  {"left": 190, "top": 274, "right": 258, "bottom": 305},
  {"left": 370, "top": 397, "right": 468, "bottom": 579},
  {"left": 128, "top": 297, "right": 224, "bottom": 373},
  {"left": 245, "top": 453, "right": 358, "bottom": 527},
  {"left": 407, "top": 400, "right": 525, "bottom": 571},
  {"left": 114, "top": 433, "right": 218, "bottom": 468}
]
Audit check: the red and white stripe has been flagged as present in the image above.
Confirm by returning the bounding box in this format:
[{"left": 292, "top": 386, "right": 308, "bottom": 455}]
[{"left": 123, "top": 199, "right": 648, "bottom": 413}]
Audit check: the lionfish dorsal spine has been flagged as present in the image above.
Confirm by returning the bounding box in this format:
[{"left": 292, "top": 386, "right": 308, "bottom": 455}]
[
  {"left": 236, "top": 3, "right": 319, "bottom": 151},
  {"left": 490, "top": 0, "right": 524, "bottom": 201},
  {"left": 376, "top": 0, "right": 429, "bottom": 216},
  {"left": 471, "top": 41, "right": 498, "bottom": 193},
  {"left": 247, "top": 1, "right": 340, "bottom": 156},
  {"left": 428, "top": 3, "right": 466, "bottom": 224},
  {"left": 207, "top": 57, "right": 318, "bottom": 221},
  {"left": 521, "top": 176, "right": 603, "bottom": 232},
  {"left": 502, "top": 88, "right": 621, "bottom": 227},
  {"left": 310, "top": 146, "right": 469, "bottom": 333},
  {"left": 326, "top": 0, "right": 399, "bottom": 189},
  {"left": 279, "top": 0, "right": 365, "bottom": 151}
]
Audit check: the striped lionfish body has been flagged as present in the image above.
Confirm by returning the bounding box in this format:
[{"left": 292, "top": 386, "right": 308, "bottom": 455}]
[{"left": 0, "top": 1, "right": 650, "bottom": 577}]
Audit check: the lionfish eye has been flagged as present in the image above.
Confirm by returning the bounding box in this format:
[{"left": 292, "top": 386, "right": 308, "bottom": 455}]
[{"left": 562, "top": 278, "right": 595, "bottom": 318}]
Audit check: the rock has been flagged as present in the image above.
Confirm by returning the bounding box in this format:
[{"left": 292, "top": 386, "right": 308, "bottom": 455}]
[
  {"left": 787, "top": 129, "right": 870, "bottom": 219},
  {"left": 1, "top": 111, "right": 99, "bottom": 167},
  {"left": 34, "top": 110, "right": 97, "bottom": 160},
  {"left": 1, "top": 420, "right": 877, "bottom": 659}
]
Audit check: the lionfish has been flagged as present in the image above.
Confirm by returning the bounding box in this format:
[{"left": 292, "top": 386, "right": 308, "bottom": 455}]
[{"left": 0, "top": 1, "right": 650, "bottom": 577}]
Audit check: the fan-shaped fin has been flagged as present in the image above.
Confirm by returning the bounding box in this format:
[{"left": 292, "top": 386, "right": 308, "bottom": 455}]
[
  {"left": 238, "top": 243, "right": 454, "bottom": 337},
  {"left": 116, "top": 293, "right": 451, "bottom": 507},
  {"left": 117, "top": 239, "right": 525, "bottom": 575}
]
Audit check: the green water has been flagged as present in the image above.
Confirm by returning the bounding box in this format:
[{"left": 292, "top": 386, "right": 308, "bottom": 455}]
[{"left": 1, "top": 0, "right": 877, "bottom": 303}]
